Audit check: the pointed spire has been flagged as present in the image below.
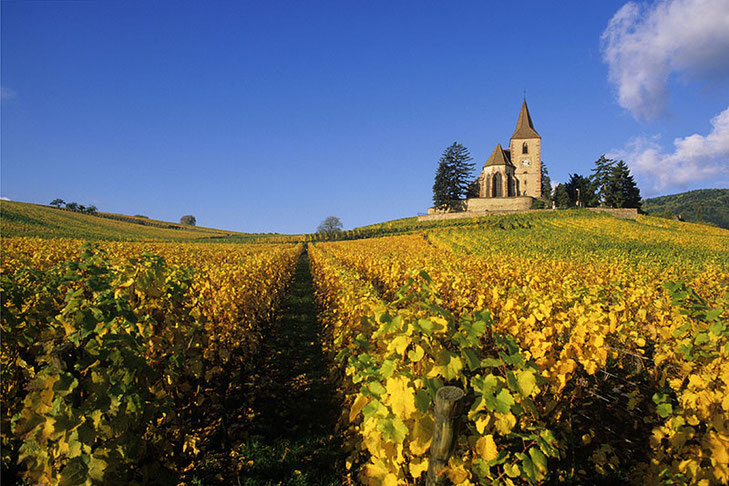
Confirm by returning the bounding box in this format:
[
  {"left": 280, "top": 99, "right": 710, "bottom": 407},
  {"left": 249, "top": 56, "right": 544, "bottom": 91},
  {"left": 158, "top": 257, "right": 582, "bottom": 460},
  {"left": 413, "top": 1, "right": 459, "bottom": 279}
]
[
  {"left": 484, "top": 144, "right": 514, "bottom": 167},
  {"left": 511, "top": 100, "right": 540, "bottom": 140}
]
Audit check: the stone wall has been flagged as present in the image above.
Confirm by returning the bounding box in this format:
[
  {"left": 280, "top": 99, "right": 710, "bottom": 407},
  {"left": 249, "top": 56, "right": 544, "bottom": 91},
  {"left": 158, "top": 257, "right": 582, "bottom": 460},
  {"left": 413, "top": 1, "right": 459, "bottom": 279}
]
[
  {"left": 418, "top": 207, "right": 639, "bottom": 222},
  {"left": 466, "top": 196, "right": 533, "bottom": 212}
]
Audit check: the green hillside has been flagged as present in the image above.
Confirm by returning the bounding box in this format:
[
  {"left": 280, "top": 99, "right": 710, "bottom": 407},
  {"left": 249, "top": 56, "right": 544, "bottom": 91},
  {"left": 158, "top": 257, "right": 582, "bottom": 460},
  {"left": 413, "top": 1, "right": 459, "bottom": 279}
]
[
  {"left": 0, "top": 200, "right": 247, "bottom": 241},
  {"left": 643, "top": 189, "right": 729, "bottom": 229}
]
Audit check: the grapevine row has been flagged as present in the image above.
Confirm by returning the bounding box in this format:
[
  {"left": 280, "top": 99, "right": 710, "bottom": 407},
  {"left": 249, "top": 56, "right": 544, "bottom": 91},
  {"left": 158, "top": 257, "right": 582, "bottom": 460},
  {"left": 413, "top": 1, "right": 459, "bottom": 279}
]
[
  {"left": 1, "top": 239, "right": 302, "bottom": 484},
  {"left": 310, "top": 215, "right": 728, "bottom": 484}
]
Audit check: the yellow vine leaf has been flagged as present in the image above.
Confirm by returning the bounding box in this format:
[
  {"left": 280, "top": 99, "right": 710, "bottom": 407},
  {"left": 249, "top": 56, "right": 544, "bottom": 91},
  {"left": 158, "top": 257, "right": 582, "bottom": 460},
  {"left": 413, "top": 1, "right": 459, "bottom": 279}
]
[
  {"left": 409, "top": 415, "right": 434, "bottom": 456},
  {"left": 385, "top": 376, "right": 416, "bottom": 419},
  {"left": 494, "top": 412, "right": 516, "bottom": 435},
  {"left": 706, "top": 432, "right": 729, "bottom": 465},
  {"left": 475, "top": 415, "right": 491, "bottom": 434},
  {"left": 409, "top": 457, "right": 429, "bottom": 478},
  {"left": 516, "top": 369, "right": 537, "bottom": 396},
  {"left": 475, "top": 435, "right": 498, "bottom": 461},
  {"left": 382, "top": 473, "right": 399, "bottom": 486},
  {"left": 446, "top": 464, "right": 470, "bottom": 484},
  {"left": 429, "top": 350, "right": 463, "bottom": 380},
  {"left": 350, "top": 394, "right": 369, "bottom": 422},
  {"left": 388, "top": 335, "right": 411, "bottom": 356}
]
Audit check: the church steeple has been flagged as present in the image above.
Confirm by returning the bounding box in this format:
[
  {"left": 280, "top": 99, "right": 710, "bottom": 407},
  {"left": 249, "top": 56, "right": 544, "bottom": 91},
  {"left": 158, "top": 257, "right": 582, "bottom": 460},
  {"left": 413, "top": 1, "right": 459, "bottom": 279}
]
[{"left": 511, "top": 100, "right": 540, "bottom": 140}]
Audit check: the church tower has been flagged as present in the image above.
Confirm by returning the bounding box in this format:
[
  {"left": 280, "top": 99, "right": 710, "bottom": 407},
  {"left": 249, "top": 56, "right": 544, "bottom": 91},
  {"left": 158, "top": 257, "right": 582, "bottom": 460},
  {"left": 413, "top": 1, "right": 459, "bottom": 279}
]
[{"left": 508, "top": 100, "right": 541, "bottom": 198}]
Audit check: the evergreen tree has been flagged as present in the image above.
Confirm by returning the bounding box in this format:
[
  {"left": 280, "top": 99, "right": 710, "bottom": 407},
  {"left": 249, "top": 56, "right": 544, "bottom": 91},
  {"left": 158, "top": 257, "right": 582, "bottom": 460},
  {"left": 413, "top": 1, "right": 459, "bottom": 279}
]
[
  {"left": 432, "top": 162, "right": 452, "bottom": 209},
  {"left": 432, "top": 142, "right": 474, "bottom": 210},
  {"left": 604, "top": 161, "right": 641, "bottom": 209},
  {"left": 590, "top": 155, "right": 616, "bottom": 205},
  {"left": 465, "top": 179, "right": 480, "bottom": 199},
  {"left": 541, "top": 162, "right": 552, "bottom": 203},
  {"left": 553, "top": 183, "right": 571, "bottom": 208},
  {"left": 565, "top": 174, "right": 598, "bottom": 207}
]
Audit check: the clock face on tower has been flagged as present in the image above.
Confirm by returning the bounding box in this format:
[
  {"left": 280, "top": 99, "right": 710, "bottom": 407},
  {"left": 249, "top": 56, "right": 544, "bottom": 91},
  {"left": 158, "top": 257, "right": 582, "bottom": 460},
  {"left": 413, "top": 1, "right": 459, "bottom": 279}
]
[{"left": 521, "top": 159, "right": 531, "bottom": 167}]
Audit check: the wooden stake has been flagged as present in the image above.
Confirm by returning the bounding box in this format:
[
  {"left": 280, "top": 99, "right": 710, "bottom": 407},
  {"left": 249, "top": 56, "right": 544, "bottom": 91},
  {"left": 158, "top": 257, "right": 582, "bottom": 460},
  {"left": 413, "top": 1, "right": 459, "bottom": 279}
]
[{"left": 426, "top": 386, "right": 466, "bottom": 486}]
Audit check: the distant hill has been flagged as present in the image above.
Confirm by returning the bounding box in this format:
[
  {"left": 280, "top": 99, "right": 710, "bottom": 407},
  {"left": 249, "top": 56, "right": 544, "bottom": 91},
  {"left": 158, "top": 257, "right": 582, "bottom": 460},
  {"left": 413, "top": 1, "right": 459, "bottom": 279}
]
[
  {"left": 642, "top": 189, "right": 729, "bottom": 229},
  {"left": 0, "top": 200, "right": 249, "bottom": 241}
]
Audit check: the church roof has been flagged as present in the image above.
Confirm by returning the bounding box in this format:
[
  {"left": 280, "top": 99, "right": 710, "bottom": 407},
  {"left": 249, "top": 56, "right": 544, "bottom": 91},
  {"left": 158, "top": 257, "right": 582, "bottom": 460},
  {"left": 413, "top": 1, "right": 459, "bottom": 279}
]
[
  {"left": 484, "top": 144, "right": 514, "bottom": 167},
  {"left": 511, "top": 100, "right": 540, "bottom": 140}
]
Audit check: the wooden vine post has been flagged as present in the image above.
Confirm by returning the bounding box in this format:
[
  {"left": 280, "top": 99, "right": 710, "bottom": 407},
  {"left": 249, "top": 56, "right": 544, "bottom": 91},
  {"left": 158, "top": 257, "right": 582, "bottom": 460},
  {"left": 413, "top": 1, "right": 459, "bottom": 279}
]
[{"left": 426, "top": 386, "right": 466, "bottom": 486}]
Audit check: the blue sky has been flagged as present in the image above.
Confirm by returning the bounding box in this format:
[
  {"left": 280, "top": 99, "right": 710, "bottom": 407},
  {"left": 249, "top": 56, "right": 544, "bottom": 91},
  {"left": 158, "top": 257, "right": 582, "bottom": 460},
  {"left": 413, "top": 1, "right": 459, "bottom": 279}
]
[{"left": 2, "top": 1, "right": 728, "bottom": 234}]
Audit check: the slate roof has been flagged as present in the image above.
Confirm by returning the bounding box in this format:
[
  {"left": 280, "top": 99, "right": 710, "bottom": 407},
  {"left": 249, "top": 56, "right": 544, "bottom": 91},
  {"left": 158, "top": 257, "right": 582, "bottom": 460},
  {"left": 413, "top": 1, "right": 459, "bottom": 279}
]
[{"left": 511, "top": 100, "right": 540, "bottom": 139}]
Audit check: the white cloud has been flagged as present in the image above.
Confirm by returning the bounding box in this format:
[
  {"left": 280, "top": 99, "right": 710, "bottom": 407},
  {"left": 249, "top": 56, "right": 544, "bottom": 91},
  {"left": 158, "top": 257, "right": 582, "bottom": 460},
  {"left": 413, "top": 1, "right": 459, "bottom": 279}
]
[
  {"left": 1, "top": 86, "right": 16, "bottom": 100},
  {"left": 610, "top": 106, "right": 729, "bottom": 194},
  {"left": 0, "top": 197, "right": 12, "bottom": 201},
  {"left": 601, "top": 0, "right": 729, "bottom": 120}
]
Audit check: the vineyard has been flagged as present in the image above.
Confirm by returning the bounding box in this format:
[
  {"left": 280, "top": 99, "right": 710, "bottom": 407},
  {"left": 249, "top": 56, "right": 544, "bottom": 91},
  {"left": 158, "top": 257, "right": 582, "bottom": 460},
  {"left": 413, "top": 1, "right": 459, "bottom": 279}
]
[
  {"left": 2, "top": 238, "right": 303, "bottom": 483},
  {"left": 2, "top": 210, "right": 728, "bottom": 484},
  {"left": 307, "top": 211, "right": 729, "bottom": 485}
]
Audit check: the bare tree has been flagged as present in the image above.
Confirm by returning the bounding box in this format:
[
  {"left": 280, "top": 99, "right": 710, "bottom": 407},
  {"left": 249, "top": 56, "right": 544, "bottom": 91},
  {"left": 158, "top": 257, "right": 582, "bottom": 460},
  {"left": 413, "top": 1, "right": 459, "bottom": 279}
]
[{"left": 317, "top": 216, "right": 343, "bottom": 233}]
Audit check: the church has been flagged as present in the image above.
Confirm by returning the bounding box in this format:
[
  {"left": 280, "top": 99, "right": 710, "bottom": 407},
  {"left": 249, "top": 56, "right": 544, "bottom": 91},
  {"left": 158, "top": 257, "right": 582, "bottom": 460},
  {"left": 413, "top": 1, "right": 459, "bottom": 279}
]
[
  {"left": 429, "top": 100, "right": 543, "bottom": 215},
  {"left": 471, "top": 100, "right": 542, "bottom": 199}
]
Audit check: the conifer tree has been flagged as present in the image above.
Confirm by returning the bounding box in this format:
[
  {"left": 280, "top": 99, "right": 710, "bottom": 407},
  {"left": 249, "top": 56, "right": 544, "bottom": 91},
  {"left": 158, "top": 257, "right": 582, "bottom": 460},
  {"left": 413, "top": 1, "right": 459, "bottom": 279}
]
[
  {"left": 541, "top": 163, "right": 552, "bottom": 203},
  {"left": 604, "top": 161, "right": 642, "bottom": 209},
  {"left": 432, "top": 142, "right": 474, "bottom": 210},
  {"left": 590, "top": 155, "right": 616, "bottom": 205},
  {"left": 553, "top": 183, "right": 571, "bottom": 208},
  {"left": 565, "top": 174, "right": 598, "bottom": 207}
]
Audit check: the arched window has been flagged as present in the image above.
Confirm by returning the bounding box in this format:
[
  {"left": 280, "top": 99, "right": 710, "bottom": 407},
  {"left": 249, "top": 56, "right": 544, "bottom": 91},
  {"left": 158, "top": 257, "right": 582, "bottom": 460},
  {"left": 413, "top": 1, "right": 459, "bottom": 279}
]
[
  {"left": 508, "top": 176, "right": 516, "bottom": 197},
  {"left": 522, "top": 141, "right": 528, "bottom": 154},
  {"left": 492, "top": 173, "right": 502, "bottom": 197}
]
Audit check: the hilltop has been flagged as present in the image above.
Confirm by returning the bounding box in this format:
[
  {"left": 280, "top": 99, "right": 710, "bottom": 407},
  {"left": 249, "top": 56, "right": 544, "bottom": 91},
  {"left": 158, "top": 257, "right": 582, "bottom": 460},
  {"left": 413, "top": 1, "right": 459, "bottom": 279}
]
[
  {"left": 642, "top": 188, "right": 729, "bottom": 229},
  {"left": 3, "top": 198, "right": 729, "bottom": 243},
  {"left": 0, "top": 200, "right": 263, "bottom": 242}
]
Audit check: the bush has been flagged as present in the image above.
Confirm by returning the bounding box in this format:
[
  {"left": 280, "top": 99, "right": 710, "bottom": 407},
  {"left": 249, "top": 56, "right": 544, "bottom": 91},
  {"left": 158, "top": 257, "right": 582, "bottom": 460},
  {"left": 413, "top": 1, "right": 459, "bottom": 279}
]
[
  {"left": 531, "top": 198, "right": 548, "bottom": 209},
  {"left": 180, "top": 215, "right": 196, "bottom": 226}
]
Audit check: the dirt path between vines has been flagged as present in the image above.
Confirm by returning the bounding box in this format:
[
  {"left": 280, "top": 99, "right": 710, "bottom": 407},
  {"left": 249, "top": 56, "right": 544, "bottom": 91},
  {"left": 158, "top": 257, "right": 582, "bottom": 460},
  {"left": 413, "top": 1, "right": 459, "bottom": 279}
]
[
  {"left": 234, "top": 248, "right": 344, "bottom": 485},
  {"left": 182, "top": 248, "right": 344, "bottom": 485}
]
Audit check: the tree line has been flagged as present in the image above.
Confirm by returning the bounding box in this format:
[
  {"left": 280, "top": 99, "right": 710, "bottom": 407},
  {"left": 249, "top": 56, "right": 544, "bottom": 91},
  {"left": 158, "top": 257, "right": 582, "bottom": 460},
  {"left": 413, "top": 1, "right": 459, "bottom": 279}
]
[
  {"left": 432, "top": 143, "right": 641, "bottom": 210},
  {"left": 549, "top": 155, "right": 641, "bottom": 210},
  {"left": 49, "top": 198, "right": 98, "bottom": 214}
]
